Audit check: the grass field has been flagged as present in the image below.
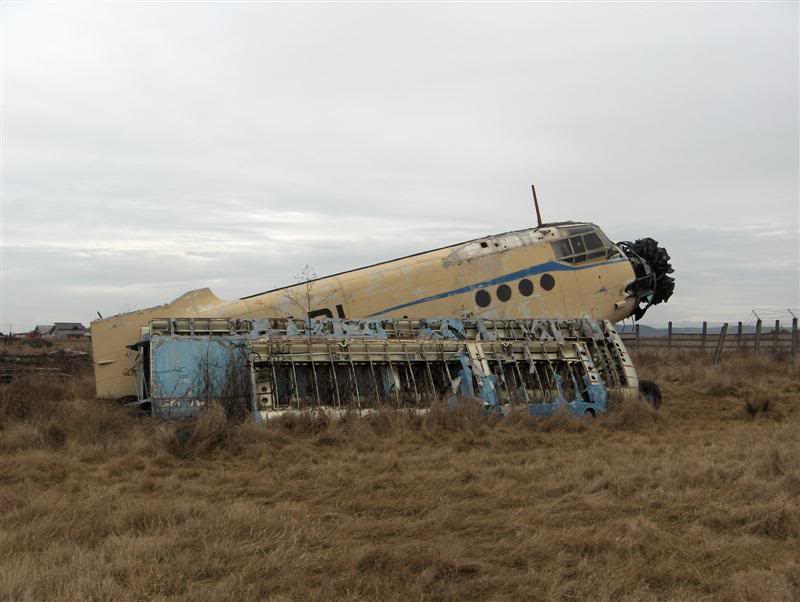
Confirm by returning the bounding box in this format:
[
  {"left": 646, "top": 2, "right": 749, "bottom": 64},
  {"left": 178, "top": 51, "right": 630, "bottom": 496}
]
[{"left": 1, "top": 351, "right": 798, "bottom": 601}]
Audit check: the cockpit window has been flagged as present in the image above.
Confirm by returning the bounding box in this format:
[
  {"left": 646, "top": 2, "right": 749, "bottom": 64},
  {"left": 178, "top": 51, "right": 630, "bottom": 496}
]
[
  {"left": 564, "top": 225, "right": 594, "bottom": 235},
  {"left": 584, "top": 232, "right": 603, "bottom": 250},
  {"left": 552, "top": 227, "right": 616, "bottom": 264},
  {"left": 555, "top": 239, "right": 572, "bottom": 257}
]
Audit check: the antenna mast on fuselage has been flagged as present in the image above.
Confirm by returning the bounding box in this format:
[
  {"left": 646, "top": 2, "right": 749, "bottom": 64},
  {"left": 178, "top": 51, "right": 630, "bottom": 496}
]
[{"left": 531, "top": 184, "right": 543, "bottom": 227}]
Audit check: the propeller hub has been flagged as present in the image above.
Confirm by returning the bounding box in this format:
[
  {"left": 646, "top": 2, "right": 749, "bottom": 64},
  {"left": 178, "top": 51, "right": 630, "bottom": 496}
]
[{"left": 617, "top": 238, "right": 675, "bottom": 320}]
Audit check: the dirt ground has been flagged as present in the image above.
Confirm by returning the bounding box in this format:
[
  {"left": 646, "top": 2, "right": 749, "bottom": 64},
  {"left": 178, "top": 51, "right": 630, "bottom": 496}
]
[{"left": 1, "top": 351, "right": 798, "bottom": 601}]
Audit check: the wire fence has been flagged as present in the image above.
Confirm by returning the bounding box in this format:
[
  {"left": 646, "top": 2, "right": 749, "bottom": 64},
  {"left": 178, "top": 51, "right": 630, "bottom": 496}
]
[{"left": 620, "top": 317, "right": 799, "bottom": 362}]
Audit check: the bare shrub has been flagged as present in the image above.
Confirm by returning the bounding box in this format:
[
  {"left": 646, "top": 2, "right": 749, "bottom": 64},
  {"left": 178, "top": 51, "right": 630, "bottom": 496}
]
[
  {"left": 190, "top": 344, "right": 251, "bottom": 424},
  {"left": 42, "top": 425, "right": 66, "bottom": 449},
  {"left": 218, "top": 344, "right": 251, "bottom": 423},
  {"left": 744, "top": 397, "right": 784, "bottom": 420},
  {"left": 282, "top": 264, "right": 319, "bottom": 319}
]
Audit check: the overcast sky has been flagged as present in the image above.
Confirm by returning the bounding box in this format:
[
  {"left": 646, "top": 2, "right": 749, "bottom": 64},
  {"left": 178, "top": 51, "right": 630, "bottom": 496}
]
[{"left": 1, "top": 1, "right": 798, "bottom": 331}]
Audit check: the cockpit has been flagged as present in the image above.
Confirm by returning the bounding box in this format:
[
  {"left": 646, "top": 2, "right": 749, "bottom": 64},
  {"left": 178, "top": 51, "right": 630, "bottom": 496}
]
[{"left": 551, "top": 224, "right": 619, "bottom": 265}]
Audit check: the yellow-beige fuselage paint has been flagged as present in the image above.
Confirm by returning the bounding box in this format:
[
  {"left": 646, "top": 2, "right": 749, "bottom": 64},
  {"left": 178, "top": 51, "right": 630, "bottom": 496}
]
[{"left": 91, "top": 224, "right": 638, "bottom": 398}]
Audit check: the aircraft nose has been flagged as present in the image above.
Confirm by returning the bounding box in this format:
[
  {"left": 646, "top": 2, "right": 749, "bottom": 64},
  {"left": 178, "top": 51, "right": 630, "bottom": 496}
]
[{"left": 617, "top": 238, "right": 675, "bottom": 320}]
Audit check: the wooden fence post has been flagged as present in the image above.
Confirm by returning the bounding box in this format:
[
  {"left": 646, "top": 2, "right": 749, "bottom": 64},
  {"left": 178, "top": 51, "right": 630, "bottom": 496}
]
[
  {"left": 774, "top": 319, "right": 780, "bottom": 352},
  {"left": 635, "top": 323, "right": 640, "bottom": 351},
  {"left": 792, "top": 318, "right": 798, "bottom": 357},
  {"left": 701, "top": 321, "right": 707, "bottom": 352},
  {"left": 755, "top": 319, "right": 762, "bottom": 353},
  {"left": 713, "top": 322, "right": 729, "bottom": 366},
  {"left": 737, "top": 322, "right": 743, "bottom": 349},
  {"left": 667, "top": 321, "right": 673, "bottom": 351}
]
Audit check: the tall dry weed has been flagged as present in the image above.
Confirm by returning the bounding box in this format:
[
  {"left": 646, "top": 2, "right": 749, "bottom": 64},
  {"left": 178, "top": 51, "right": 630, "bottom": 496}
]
[
  {"left": 601, "top": 394, "right": 660, "bottom": 431},
  {"left": 0, "top": 374, "right": 136, "bottom": 452},
  {"left": 165, "top": 405, "right": 239, "bottom": 458},
  {"left": 0, "top": 374, "right": 82, "bottom": 422}
]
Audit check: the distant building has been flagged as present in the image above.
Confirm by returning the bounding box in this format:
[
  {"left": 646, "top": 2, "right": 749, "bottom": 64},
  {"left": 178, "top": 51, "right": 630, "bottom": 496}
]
[
  {"left": 47, "top": 323, "right": 88, "bottom": 339},
  {"left": 34, "top": 324, "right": 55, "bottom": 337}
]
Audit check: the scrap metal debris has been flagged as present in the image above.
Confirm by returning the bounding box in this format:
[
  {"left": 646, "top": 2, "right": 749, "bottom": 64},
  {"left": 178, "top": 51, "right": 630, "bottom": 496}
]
[{"left": 127, "top": 317, "right": 642, "bottom": 420}]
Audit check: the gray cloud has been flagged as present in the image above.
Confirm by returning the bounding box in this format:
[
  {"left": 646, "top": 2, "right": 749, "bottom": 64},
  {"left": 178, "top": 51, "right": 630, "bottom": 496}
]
[{"left": 2, "top": 2, "right": 798, "bottom": 331}]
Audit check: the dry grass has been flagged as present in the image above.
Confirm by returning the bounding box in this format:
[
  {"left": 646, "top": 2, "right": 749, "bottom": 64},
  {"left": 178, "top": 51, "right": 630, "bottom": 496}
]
[{"left": 1, "top": 352, "right": 798, "bottom": 601}]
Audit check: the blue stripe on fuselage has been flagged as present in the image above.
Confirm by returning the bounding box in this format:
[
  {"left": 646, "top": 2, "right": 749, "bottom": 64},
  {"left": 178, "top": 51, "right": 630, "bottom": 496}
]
[{"left": 367, "top": 257, "right": 627, "bottom": 317}]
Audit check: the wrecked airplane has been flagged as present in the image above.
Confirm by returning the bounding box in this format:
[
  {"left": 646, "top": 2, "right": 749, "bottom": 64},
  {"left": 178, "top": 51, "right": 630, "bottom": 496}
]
[{"left": 91, "top": 219, "right": 674, "bottom": 411}]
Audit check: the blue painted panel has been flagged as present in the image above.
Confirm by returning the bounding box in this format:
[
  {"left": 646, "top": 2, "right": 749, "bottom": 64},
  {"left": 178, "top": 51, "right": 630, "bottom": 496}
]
[
  {"left": 527, "top": 376, "right": 609, "bottom": 418},
  {"left": 150, "top": 336, "right": 244, "bottom": 401}
]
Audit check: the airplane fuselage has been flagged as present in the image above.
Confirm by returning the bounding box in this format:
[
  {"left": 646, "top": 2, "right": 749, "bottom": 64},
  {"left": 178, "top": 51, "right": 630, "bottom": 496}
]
[{"left": 91, "top": 222, "right": 643, "bottom": 398}]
